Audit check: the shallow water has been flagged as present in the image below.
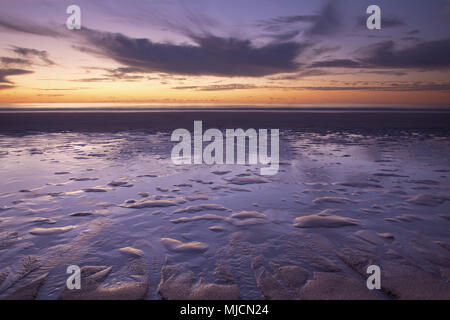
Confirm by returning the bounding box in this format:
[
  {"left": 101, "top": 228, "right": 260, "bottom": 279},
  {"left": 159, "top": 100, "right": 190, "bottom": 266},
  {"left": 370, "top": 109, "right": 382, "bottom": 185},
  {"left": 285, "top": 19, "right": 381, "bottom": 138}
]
[{"left": 0, "top": 129, "right": 449, "bottom": 299}]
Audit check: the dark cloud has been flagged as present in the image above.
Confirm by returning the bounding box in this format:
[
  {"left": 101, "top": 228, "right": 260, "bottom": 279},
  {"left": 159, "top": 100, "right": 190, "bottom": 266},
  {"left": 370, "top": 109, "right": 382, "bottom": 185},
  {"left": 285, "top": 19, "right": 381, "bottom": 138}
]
[
  {"left": 265, "top": 30, "right": 302, "bottom": 42},
  {"left": 0, "top": 14, "right": 62, "bottom": 37},
  {"left": 270, "top": 69, "right": 407, "bottom": 80},
  {"left": 103, "top": 67, "right": 146, "bottom": 81},
  {"left": 382, "top": 17, "right": 405, "bottom": 28},
  {"left": 312, "top": 46, "right": 341, "bottom": 56},
  {"left": 75, "top": 66, "right": 149, "bottom": 82},
  {"left": 268, "top": 69, "right": 342, "bottom": 81},
  {"left": 0, "top": 68, "right": 33, "bottom": 84},
  {"left": 306, "top": 1, "right": 342, "bottom": 36},
  {"left": 11, "top": 47, "right": 55, "bottom": 66},
  {"left": 402, "top": 37, "right": 420, "bottom": 42},
  {"left": 365, "top": 70, "right": 407, "bottom": 76},
  {"left": 75, "top": 29, "right": 306, "bottom": 77},
  {"left": 256, "top": 15, "right": 318, "bottom": 33},
  {"left": 173, "top": 84, "right": 258, "bottom": 91},
  {"left": 358, "top": 39, "right": 450, "bottom": 69},
  {"left": 0, "top": 84, "right": 14, "bottom": 90},
  {"left": 407, "top": 30, "right": 420, "bottom": 35},
  {"left": 301, "top": 82, "right": 450, "bottom": 91},
  {"left": 255, "top": 1, "right": 341, "bottom": 41},
  {"left": 268, "top": 15, "right": 319, "bottom": 25},
  {"left": 173, "top": 81, "right": 450, "bottom": 92},
  {"left": 356, "top": 15, "right": 405, "bottom": 29},
  {"left": 311, "top": 59, "right": 364, "bottom": 68},
  {"left": 73, "top": 77, "right": 112, "bottom": 83},
  {"left": 0, "top": 57, "right": 30, "bottom": 66},
  {"left": 310, "top": 38, "right": 450, "bottom": 70}
]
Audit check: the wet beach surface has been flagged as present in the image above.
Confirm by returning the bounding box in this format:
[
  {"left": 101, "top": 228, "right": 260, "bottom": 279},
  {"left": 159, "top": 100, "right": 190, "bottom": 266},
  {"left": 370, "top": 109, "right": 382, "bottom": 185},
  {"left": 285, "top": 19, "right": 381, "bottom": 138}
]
[{"left": 0, "top": 112, "right": 449, "bottom": 299}]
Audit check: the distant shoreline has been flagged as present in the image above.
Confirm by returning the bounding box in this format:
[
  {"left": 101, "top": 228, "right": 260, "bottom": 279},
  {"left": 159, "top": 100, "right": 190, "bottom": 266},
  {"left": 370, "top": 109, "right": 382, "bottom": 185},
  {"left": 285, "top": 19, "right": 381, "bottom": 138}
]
[{"left": 1, "top": 111, "right": 449, "bottom": 132}]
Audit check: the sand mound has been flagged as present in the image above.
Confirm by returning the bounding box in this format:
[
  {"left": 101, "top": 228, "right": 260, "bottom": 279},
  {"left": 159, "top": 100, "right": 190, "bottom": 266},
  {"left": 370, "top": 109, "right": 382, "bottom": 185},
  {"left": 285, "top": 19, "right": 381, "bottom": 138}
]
[
  {"left": 211, "top": 170, "right": 231, "bottom": 176},
  {"left": 208, "top": 225, "right": 224, "bottom": 232},
  {"left": 138, "top": 192, "right": 150, "bottom": 197},
  {"left": 70, "top": 177, "right": 98, "bottom": 181},
  {"left": 271, "top": 264, "right": 309, "bottom": 296},
  {"left": 173, "top": 204, "right": 230, "bottom": 214},
  {"left": 377, "top": 232, "right": 394, "bottom": 240},
  {"left": 186, "top": 195, "right": 209, "bottom": 201},
  {"left": 228, "top": 176, "right": 267, "bottom": 185},
  {"left": 119, "top": 247, "right": 144, "bottom": 257},
  {"left": 406, "top": 194, "right": 450, "bottom": 206},
  {"left": 108, "top": 180, "right": 133, "bottom": 187},
  {"left": 396, "top": 214, "right": 423, "bottom": 222},
  {"left": 69, "top": 211, "right": 94, "bottom": 217},
  {"left": 0, "top": 271, "right": 8, "bottom": 286},
  {"left": 157, "top": 265, "right": 239, "bottom": 300},
  {"left": 294, "top": 215, "right": 359, "bottom": 228},
  {"left": 30, "top": 226, "right": 76, "bottom": 235},
  {"left": 255, "top": 267, "right": 292, "bottom": 300},
  {"left": 29, "top": 217, "right": 56, "bottom": 224},
  {"left": 4, "top": 273, "right": 48, "bottom": 300},
  {"left": 82, "top": 187, "right": 108, "bottom": 193},
  {"left": 381, "top": 262, "right": 450, "bottom": 299},
  {"left": 335, "top": 182, "right": 383, "bottom": 189},
  {"left": 170, "top": 214, "right": 225, "bottom": 224},
  {"left": 230, "top": 211, "right": 267, "bottom": 219},
  {"left": 297, "top": 272, "right": 379, "bottom": 300},
  {"left": 313, "top": 197, "right": 356, "bottom": 204},
  {"left": 59, "top": 262, "right": 149, "bottom": 300},
  {"left": 121, "top": 199, "right": 178, "bottom": 208},
  {"left": 161, "top": 238, "right": 208, "bottom": 253},
  {"left": 354, "top": 230, "right": 384, "bottom": 245}
]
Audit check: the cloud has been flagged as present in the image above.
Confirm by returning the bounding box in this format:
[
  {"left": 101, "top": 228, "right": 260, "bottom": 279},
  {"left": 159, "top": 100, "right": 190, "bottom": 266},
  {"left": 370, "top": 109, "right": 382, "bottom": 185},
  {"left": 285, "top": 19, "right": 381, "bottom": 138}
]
[
  {"left": 310, "top": 38, "right": 450, "bottom": 70},
  {"left": 306, "top": 1, "right": 342, "bottom": 36},
  {"left": 401, "top": 36, "right": 420, "bottom": 42},
  {"left": 74, "top": 28, "right": 307, "bottom": 77},
  {"left": 172, "top": 81, "right": 450, "bottom": 92},
  {"left": 257, "top": 1, "right": 342, "bottom": 37},
  {"left": 300, "top": 82, "right": 450, "bottom": 91},
  {"left": 0, "top": 68, "right": 33, "bottom": 84},
  {"left": 173, "top": 84, "right": 259, "bottom": 91},
  {"left": 311, "top": 59, "right": 364, "bottom": 68},
  {"left": 356, "top": 15, "right": 405, "bottom": 29},
  {"left": 0, "top": 85, "right": 13, "bottom": 90},
  {"left": 358, "top": 39, "right": 450, "bottom": 69},
  {"left": 0, "top": 14, "right": 62, "bottom": 37},
  {"left": 256, "top": 15, "right": 319, "bottom": 33},
  {"left": 311, "top": 46, "right": 341, "bottom": 56},
  {"left": 268, "top": 69, "right": 342, "bottom": 80},
  {"left": 0, "top": 57, "right": 30, "bottom": 66},
  {"left": 0, "top": 68, "right": 33, "bottom": 89},
  {"left": 407, "top": 30, "right": 420, "bottom": 35},
  {"left": 73, "top": 66, "right": 152, "bottom": 82},
  {"left": 266, "top": 30, "right": 302, "bottom": 42},
  {"left": 365, "top": 70, "right": 407, "bottom": 76},
  {"left": 11, "top": 47, "right": 55, "bottom": 66},
  {"left": 264, "top": 15, "right": 319, "bottom": 25}
]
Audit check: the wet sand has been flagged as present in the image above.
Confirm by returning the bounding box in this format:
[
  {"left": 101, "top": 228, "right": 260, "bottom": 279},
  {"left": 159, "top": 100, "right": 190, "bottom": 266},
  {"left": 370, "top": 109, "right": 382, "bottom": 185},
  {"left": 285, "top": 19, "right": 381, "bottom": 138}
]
[{"left": 0, "top": 111, "right": 449, "bottom": 300}]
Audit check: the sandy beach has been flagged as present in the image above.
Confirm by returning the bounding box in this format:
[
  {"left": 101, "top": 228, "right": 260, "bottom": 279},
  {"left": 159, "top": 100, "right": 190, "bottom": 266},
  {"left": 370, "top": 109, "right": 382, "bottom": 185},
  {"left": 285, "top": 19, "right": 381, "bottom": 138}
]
[{"left": 0, "top": 110, "right": 449, "bottom": 300}]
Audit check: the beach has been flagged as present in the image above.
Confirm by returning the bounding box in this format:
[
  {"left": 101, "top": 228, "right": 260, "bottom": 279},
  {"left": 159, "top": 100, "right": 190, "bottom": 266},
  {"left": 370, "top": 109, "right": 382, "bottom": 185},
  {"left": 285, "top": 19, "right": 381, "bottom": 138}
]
[{"left": 0, "top": 110, "right": 449, "bottom": 299}]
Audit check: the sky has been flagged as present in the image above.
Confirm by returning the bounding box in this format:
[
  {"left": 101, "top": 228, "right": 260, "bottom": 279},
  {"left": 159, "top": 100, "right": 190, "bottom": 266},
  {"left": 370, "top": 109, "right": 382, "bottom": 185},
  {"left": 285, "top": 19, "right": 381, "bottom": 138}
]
[{"left": 0, "top": 0, "right": 450, "bottom": 105}]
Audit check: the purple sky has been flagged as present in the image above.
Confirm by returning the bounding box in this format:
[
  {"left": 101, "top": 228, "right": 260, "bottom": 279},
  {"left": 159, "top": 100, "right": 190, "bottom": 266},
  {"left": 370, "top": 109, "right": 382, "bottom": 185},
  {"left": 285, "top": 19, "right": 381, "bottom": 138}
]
[{"left": 0, "top": 0, "right": 450, "bottom": 105}]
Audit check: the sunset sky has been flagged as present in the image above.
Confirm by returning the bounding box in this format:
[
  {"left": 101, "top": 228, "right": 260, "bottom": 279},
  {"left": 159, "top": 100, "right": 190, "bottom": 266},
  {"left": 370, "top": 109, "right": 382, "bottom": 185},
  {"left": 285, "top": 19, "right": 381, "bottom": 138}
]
[{"left": 0, "top": 0, "right": 450, "bottom": 105}]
